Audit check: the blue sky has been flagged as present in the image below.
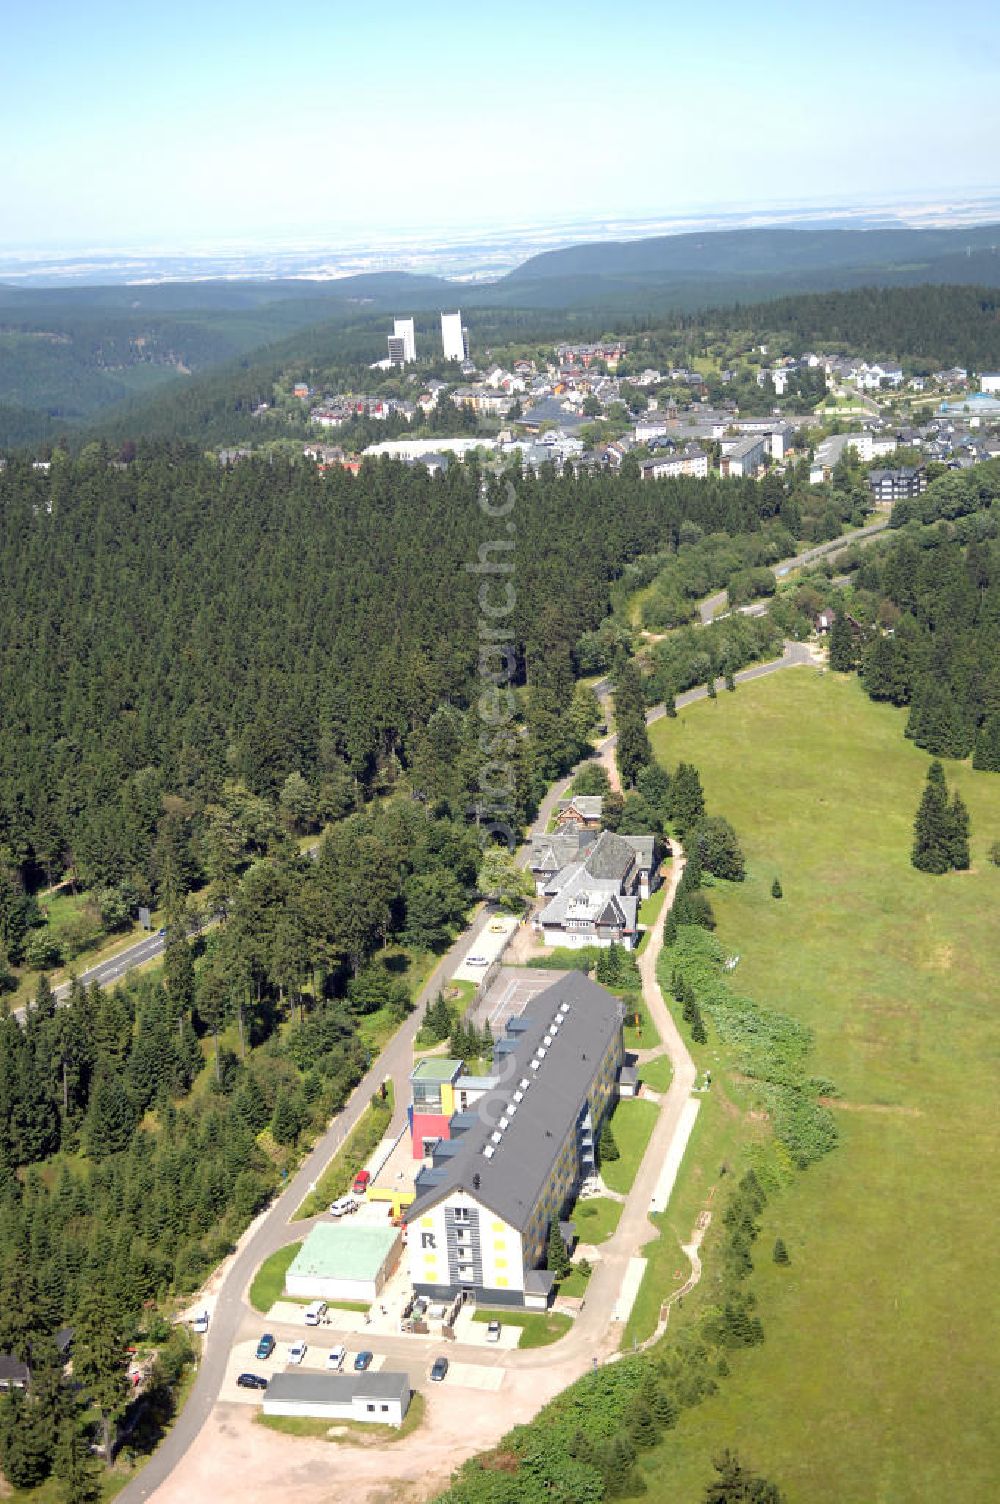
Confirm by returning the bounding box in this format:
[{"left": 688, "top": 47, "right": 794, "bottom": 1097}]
[{"left": 2, "top": 0, "right": 998, "bottom": 247}]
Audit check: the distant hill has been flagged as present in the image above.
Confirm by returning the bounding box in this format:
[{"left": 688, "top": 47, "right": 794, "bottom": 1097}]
[
  {"left": 504, "top": 223, "right": 1000, "bottom": 283},
  {"left": 4, "top": 222, "right": 1000, "bottom": 446}
]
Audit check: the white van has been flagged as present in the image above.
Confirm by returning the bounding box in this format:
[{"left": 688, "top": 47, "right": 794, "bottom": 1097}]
[
  {"left": 304, "top": 1300, "right": 328, "bottom": 1327},
  {"left": 326, "top": 1344, "right": 347, "bottom": 1371}
]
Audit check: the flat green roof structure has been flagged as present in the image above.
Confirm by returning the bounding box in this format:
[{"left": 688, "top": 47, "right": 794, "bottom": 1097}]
[
  {"left": 286, "top": 1222, "right": 399, "bottom": 1284},
  {"left": 410, "top": 1058, "right": 462, "bottom": 1082}
]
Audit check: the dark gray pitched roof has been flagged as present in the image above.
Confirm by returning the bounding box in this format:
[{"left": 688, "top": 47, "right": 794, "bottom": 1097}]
[
  {"left": 528, "top": 830, "right": 596, "bottom": 873},
  {"left": 584, "top": 830, "right": 643, "bottom": 881},
  {"left": 406, "top": 973, "right": 624, "bottom": 1233},
  {"left": 0, "top": 1353, "right": 30, "bottom": 1385}
]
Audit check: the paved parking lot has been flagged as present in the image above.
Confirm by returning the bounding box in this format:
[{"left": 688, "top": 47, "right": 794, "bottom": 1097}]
[{"left": 473, "top": 965, "right": 568, "bottom": 1033}]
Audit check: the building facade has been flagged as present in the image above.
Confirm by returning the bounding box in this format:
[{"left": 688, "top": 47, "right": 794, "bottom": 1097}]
[{"left": 441, "top": 310, "right": 466, "bottom": 362}]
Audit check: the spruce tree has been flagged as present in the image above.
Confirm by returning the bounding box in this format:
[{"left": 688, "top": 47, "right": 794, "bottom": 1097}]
[
  {"left": 628, "top": 1399, "right": 660, "bottom": 1450},
  {"left": 972, "top": 712, "right": 1000, "bottom": 772},
  {"left": 911, "top": 762, "right": 951, "bottom": 874},
  {"left": 828, "top": 612, "right": 855, "bottom": 672},
  {"left": 546, "top": 1220, "right": 571, "bottom": 1280},
  {"left": 771, "top": 877, "right": 783, "bottom": 899},
  {"left": 946, "top": 791, "right": 971, "bottom": 870},
  {"left": 703, "top": 1450, "right": 784, "bottom": 1504},
  {"left": 599, "top": 1120, "right": 620, "bottom": 1163},
  {"left": 773, "top": 1238, "right": 790, "bottom": 1265}
]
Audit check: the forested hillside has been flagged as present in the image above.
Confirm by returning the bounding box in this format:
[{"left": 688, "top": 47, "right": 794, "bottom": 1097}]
[
  {"left": 710, "top": 284, "right": 1000, "bottom": 370},
  {"left": 0, "top": 447, "right": 792, "bottom": 911}
]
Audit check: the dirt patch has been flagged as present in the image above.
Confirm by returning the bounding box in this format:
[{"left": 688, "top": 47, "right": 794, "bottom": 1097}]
[{"left": 923, "top": 943, "right": 955, "bottom": 971}]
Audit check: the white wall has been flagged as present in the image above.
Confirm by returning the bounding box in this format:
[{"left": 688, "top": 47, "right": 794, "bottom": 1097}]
[{"left": 285, "top": 1273, "right": 378, "bottom": 1303}]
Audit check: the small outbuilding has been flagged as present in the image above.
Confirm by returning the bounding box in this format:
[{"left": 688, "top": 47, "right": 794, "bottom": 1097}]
[
  {"left": 262, "top": 1370, "right": 410, "bottom": 1426},
  {"left": 284, "top": 1222, "right": 402, "bottom": 1304}
]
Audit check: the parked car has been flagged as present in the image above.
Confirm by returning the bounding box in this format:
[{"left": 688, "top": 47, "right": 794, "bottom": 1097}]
[
  {"left": 353, "top": 1350, "right": 373, "bottom": 1371},
  {"left": 329, "top": 1195, "right": 357, "bottom": 1217},
  {"left": 236, "top": 1372, "right": 268, "bottom": 1391},
  {"left": 191, "top": 1311, "right": 209, "bottom": 1334},
  {"left": 255, "top": 1334, "right": 276, "bottom": 1360},
  {"left": 352, "top": 1170, "right": 371, "bottom": 1196},
  {"left": 326, "top": 1345, "right": 347, "bottom": 1371},
  {"left": 486, "top": 1321, "right": 502, "bottom": 1343},
  {"left": 430, "top": 1356, "right": 449, "bottom": 1382},
  {"left": 288, "top": 1340, "right": 307, "bottom": 1365}
]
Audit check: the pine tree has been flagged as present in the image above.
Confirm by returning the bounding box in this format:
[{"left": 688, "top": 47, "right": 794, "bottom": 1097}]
[
  {"left": 703, "top": 1449, "right": 785, "bottom": 1504},
  {"left": 628, "top": 1399, "right": 660, "bottom": 1450},
  {"left": 973, "top": 712, "right": 1000, "bottom": 772},
  {"left": 547, "top": 1220, "right": 571, "bottom": 1280},
  {"left": 911, "top": 762, "right": 952, "bottom": 874},
  {"left": 73, "top": 1289, "right": 128, "bottom": 1461},
  {"left": 55, "top": 1413, "right": 103, "bottom": 1504},
  {"left": 828, "top": 612, "right": 855, "bottom": 672},
  {"left": 946, "top": 791, "right": 971, "bottom": 870}
]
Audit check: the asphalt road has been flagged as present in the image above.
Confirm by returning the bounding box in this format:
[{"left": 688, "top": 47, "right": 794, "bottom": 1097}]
[{"left": 698, "top": 517, "right": 889, "bottom": 623}]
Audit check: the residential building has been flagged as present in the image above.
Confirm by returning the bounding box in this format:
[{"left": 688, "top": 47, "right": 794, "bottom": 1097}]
[
  {"left": 441, "top": 311, "right": 466, "bottom": 362},
  {"left": 404, "top": 973, "right": 626, "bottom": 1307},
  {"left": 719, "top": 434, "right": 769, "bottom": 478},
  {"left": 263, "top": 1371, "right": 411, "bottom": 1427},
  {"left": 393, "top": 317, "right": 416, "bottom": 362},
  {"left": 765, "top": 424, "right": 793, "bottom": 461},
  {"left": 868, "top": 466, "right": 927, "bottom": 503},
  {"left": 526, "top": 829, "right": 597, "bottom": 895},
  {"left": 639, "top": 444, "right": 709, "bottom": 480},
  {"left": 536, "top": 828, "right": 657, "bottom": 950},
  {"left": 635, "top": 413, "right": 670, "bottom": 443},
  {"left": 981, "top": 372, "right": 1000, "bottom": 394},
  {"left": 843, "top": 431, "right": 897, "bottom": 463},
  {"left": 387, "top": 335, "right": 407, "bottom": 367}
]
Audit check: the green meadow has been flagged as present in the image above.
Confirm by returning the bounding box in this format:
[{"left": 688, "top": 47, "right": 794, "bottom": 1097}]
[{"left": 641, "top": 668, "right": 1000, "bottom": 1503}]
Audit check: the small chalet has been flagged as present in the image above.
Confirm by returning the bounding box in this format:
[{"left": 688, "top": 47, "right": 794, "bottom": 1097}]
[{"left": 554, "top": 795, "right": 603, "bottom": 830}]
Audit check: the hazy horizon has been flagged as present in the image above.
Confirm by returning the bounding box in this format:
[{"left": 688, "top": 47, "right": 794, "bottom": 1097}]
[{"left": 4, "top": 0, "right": 999, "bottom": 258}]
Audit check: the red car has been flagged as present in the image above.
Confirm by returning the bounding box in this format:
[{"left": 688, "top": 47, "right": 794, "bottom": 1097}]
[{"left": 352, "top": 1170, "right": 370, "bottom": 1195}]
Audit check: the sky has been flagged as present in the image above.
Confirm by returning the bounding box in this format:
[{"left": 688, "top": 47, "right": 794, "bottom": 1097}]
[{"left": 2, "top": 0, "right": 999, "bottom": 250}]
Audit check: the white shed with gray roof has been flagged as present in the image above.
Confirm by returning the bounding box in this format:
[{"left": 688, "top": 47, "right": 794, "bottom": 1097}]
[{"left": 262, "top": 1370, "right": 411, "bottom": 1426}]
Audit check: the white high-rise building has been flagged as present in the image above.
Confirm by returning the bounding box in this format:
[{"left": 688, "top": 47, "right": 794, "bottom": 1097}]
[
  {"left": 393, "top": 317, "right": 416, "bottom": 363},
  {"left": 441, "top": 310, "right": 465, "bottom": 362}
]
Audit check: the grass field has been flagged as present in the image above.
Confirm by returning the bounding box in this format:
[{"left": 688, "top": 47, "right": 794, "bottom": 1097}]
[
  {"left": 248, "top": 1242, "right": 302, "bottom": 1314},
  {"left": 637, "top": 1054, "right": 673, "bottom": 1093},
  {"left": 471, "top": 1309, "right": 573, "bottom": 1348},
  {"left": 601, "top": 1098, "right": 659, "bottom": 1195},
  {"left": 571, "top": 1195, "right": 622, "bottom": 1245},
  {"left": 640, "top": 668, "right": 1000, "bottom": 1503},
  {"left": 622, "top": 993, "right": 659, "bottom": 1051},
  {"left": 637, "top": 886, "right": 667, "bottom": 953}
]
